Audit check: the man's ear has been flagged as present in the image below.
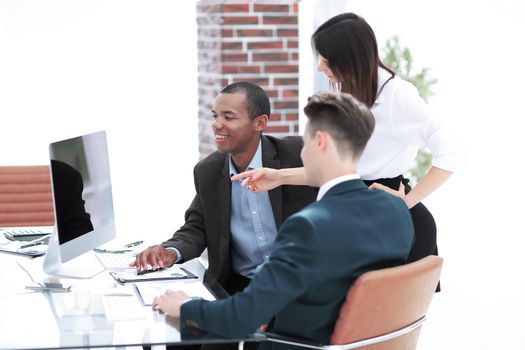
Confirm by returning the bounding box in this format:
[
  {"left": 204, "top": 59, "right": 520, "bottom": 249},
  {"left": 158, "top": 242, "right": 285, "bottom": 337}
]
[
  {"left": 316, "top": 130, "right": 328, "bottom": 150},
  {"left": 254, "top": 115, "right": 268, "bottom": 131}
]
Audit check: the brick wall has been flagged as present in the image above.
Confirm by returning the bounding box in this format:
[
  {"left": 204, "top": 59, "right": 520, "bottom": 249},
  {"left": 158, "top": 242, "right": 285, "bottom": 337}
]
[{"left": 197, "top": 0, "right": 299, "bottom": 158}]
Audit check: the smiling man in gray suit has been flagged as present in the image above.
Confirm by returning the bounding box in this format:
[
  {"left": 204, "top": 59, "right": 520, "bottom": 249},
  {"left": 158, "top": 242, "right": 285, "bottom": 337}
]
[{"left": 152, "top": 91, "right": 414, "bottom": 349}]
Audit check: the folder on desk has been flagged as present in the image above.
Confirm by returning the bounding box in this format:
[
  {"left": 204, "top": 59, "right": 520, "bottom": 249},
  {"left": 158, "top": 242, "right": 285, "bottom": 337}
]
[{"left": 109, "top": 266, "right": 197, "bottom": 284}]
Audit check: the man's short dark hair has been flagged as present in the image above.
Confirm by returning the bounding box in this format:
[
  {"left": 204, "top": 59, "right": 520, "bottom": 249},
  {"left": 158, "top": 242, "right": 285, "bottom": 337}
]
[
  {"left": 304, "top": 91, "right": 375, "bottom": 159},
  {"left": 221, "top": 82, "right": 271, "bottom": 120}
]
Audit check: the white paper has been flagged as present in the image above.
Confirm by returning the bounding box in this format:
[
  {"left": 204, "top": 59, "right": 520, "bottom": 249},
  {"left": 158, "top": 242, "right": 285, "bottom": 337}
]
[{"left": 136, "top": 282, "right": 216, "bottom": 306}]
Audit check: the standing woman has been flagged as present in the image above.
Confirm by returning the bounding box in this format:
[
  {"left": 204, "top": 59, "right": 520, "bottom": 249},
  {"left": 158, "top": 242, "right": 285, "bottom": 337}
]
[{"left": 233, "top": 13, "right": 464, "bottom": 277}]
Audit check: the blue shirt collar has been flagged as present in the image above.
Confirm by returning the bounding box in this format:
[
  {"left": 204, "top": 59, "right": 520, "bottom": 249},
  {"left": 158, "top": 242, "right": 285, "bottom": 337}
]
[{"left": 229, "top": 138, "right": 262, "bottom": 176}]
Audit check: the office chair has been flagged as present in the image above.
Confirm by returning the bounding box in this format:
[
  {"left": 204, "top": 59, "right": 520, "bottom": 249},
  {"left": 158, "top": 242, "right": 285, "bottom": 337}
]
[
  {"left": 262, "top": 255, "right": 443, "bottom": 350},
  {"left": 0, "top": 165, "right": 54, "bottom": 227}
]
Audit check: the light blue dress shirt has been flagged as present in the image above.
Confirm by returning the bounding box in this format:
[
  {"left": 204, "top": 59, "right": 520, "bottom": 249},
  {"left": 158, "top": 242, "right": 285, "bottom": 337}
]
[{"left": 229, "top": 139, "right": 278, "bottom": 278}]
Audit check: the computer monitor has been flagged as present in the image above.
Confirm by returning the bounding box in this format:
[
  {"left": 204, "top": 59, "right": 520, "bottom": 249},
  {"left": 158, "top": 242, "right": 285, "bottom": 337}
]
[{"left": 43, "top": 130, "right": 116, "bottom": 278}]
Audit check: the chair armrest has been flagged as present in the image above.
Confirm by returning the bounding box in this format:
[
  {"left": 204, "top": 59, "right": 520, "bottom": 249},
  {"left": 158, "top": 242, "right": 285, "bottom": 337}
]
[
  {"left": 264, "top": 332, "right": 325, "bottom": 349},
  {"left": 265, "top": 316, "right": 426, "bottom": 350}
]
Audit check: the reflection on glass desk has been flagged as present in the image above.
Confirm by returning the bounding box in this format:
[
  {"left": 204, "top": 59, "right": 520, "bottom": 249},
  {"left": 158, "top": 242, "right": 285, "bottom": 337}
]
[{"left": 0, "top": 255, "right": 264, "bottom": 349}]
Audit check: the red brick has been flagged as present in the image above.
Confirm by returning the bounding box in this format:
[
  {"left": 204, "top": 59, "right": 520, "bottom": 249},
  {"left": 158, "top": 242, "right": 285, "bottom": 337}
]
[
  {"left": 232, "top": 77, "right": 269, "bottom": 87},
  {"left": 263, "top": 15, "right": 297, "bottom": 25},
  {"left": 253, "top": 4, "right": 289, "bottom": 13},
  {"left": 270, "top": 113, "right": 283, "bottom": 121},
  {"left": 266, "top": 90, "right": 279, "bottom": 98},
  {"left": 291, "top": 52, "right": 299, "bottom": 61},
  {"left": 274, "top": 101, "right": 298, "bottom": 110},
  {"left": 293, "top": 2, "right": 298, "bottom": 13},
  {"left": 223, "top": 16, "right": 259, "bottom": 25},
  {"left": 237, "top": 29, "right": 273, "bottom": 37},
  {"left": 221, "top": 78, "right": 230, "bottom": 87},
  {"left": 266, "top": 125, "right": 290, "bottom": 133},
  {"left": 253, "top": 52, "right": 289, "bottom": 62},
  {"left": 222, "top": 65, "right": 261, "bottom": 74},
  {"left": 274, "top": 77, "right": 298, "bottom": 86},
  {"left": 287, "top": 40, "right": 298, "bottom": 49},
  {"left": 264, "top": 64, "right": 298, "bottom": 73},
  {"left": 221, "top": 52, "right": 248, "bottom": 63},
  {"left": 277, "top": 28, "right": 298, "bottom": 37},
  {"left": 285, "top": 112, "right": 299, "bottom": 121},
  {"left": 248, "top": 41, "right": 283, "bottom": 50},
  {"left": 222, "top": 4, "right": 249, "bottom": 13},
  {"left": 222, "top": 41, "right": 243, "bottom": 50},
  {"left": 222, "top": 28, "right": 234, "bottom": 37},
  {"left": 282, "top": 89, "right": 299, "bottom": 98}
]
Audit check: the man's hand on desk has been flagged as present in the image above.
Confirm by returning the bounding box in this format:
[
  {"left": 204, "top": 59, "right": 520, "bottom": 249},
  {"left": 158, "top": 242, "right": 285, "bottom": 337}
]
[
  {"left": 130, "top": 244, "right": 178, "bottom": 272},
  {"left": 152, "top": 289, "right": 190, "bottom": 317}
]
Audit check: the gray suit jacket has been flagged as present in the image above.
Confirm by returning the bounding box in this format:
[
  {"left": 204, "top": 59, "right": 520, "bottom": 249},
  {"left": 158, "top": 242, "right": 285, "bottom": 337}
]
[{"left": 163, "top": 135, "right": 318, "bottom": 287}]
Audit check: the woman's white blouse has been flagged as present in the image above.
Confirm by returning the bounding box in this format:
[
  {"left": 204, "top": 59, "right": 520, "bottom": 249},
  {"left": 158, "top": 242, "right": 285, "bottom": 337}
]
[{"left": 358, "top": 67, "right": 464, "bottom": 180}]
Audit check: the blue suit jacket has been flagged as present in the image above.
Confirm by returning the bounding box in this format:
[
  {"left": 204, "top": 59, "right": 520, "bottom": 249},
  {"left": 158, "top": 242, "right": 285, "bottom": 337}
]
[{"left": 181, "top": 179, "right": 414, "bottom": 349}]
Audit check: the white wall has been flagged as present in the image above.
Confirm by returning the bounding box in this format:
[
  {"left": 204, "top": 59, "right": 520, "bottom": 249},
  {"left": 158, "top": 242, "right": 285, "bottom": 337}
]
[{"left": 0, "top": 0, "right": 199, "bottom": 243}]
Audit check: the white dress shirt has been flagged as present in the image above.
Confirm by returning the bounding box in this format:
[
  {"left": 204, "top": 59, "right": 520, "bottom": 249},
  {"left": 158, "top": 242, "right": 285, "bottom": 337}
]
[{"left": 358, "top": 67, "right": 465, "bottom": 180}]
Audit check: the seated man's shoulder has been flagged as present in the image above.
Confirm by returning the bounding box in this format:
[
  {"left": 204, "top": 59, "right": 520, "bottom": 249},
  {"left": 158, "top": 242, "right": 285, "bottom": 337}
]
[
  {"left": 265, "top": 134, "right": 303, "bottom": 148},
  {"left": 194, "top": 151, "right": 227, "bottom": 173},
  {"left": 264, "top": 135, "right": 304, "bottom": 162}
]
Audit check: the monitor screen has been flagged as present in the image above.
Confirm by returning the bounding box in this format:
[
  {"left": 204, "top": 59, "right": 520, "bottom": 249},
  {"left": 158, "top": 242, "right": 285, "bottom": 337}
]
[{"left": 43, "top": 131, "right": 116, "bottom": 278}]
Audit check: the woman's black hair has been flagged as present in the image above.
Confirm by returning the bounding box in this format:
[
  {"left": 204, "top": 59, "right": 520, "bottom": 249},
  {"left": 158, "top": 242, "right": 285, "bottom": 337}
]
[{"left": 312, "top": 13, "right": 395, "bottom": 107}]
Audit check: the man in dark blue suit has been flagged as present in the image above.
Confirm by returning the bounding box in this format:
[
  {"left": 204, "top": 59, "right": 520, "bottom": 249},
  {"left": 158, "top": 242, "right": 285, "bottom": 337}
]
[{"left": 153, "top": 91, "right": 414, "bottom": 348}]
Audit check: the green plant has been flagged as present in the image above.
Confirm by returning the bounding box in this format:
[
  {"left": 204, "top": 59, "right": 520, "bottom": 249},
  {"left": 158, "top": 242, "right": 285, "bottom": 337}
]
[{"left": 382, "top": 35, "right": 437, "bottom": 184}]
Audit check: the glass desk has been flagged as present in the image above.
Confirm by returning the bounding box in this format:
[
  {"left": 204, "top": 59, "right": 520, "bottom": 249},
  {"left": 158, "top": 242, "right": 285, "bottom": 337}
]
[{"left": 0, "top": 254, "right": 264, "bottom": 349}]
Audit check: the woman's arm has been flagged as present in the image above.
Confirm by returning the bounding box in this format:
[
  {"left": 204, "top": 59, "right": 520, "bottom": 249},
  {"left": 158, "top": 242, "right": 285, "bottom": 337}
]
[
  {"left": 231, "top": 167, "right": 309, "bottom": 191},
  {"left": 369, "top": 166, "right": 452, "bottom": 209},
  {"left": 405, "top": 166, "right": 452, "bottom": 208}
]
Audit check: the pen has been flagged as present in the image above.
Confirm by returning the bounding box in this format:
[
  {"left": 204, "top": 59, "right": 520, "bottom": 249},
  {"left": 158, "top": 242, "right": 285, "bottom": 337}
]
[
  {"left": 124, "top": 240, "right": 143, "bottom": 248},
  {"left": 20, "top": 241, "right": 46, "bottom": 249}
]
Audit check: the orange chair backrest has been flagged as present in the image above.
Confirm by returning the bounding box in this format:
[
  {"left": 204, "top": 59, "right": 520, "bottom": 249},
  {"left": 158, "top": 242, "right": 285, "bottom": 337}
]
[
  {"left": 0, "top": 165, "right": 54, "bottom": 227},
  {"left": 330, "top": 256, "right": 443, "bottom": 350}
]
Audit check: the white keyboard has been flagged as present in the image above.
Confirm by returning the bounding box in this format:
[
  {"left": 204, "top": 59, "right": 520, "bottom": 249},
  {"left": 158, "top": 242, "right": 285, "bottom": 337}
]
[
  {"left": 100, "top": 294, "right": 145, "bottom": 321},
  {"left": 2, "top": 226, "right": 53, "bottom": 241},
  {"left": 95, "top": 253, "right": 134, "bottom": 270}
]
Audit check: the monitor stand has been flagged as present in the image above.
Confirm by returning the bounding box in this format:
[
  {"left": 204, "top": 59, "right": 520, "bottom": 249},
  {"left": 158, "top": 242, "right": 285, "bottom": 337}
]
[{"left": 43, "top": 228, "right": 104, "bottom": 279}]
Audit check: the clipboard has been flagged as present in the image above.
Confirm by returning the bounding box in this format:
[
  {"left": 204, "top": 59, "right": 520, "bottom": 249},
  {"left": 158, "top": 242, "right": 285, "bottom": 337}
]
[{"left": 109, "top": 267, "right": 197, "bottom": 284}]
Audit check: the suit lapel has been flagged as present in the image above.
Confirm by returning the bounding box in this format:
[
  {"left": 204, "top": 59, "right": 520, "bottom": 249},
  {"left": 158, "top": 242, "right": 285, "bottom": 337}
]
[
  {"left": 262, "top": 136, "right": 283, "bottom": 228},
  {"left": 218, "top": 156, "right": 231, "bottom": 272}
]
